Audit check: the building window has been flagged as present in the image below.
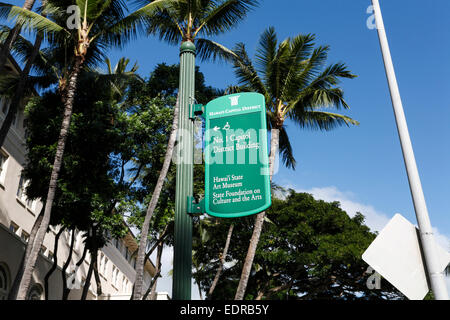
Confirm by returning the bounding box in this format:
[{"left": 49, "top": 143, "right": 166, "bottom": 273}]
[
  {"left": 98, "top": 252, "right": 104, "bottom": 268},
  {"left": 16, "top": 175, "right": 26, "bottom": 200},
  {"left": 27, "top": 284, "right": 43, "bottom": 300},
  {"left": 26, "top": 198, "right": 34, "bottom": 209},
  {"left": 111, "top": 266, "right": 116, "bottom": 285},
  {"left": 0, "top": 150, "right": 8, "bottom": 185},
  {"left": 9, "top": 222, "right": 19, "bottom": 235},
  {"left": 99, "top": 253, "right": 108, "bottom": 276},
  {"left": 74, "top": 230, "right": 85, "bottom": 252},
  {"left": 16, "top": 175, "right": 35, "bottom": 211},
  {"left": 122, "top": 276, "right": 129, "bottom": 293},
  {"left": 21, "top": 230, "right": 30, "bottom": 243},
  {"left": 112, "top": 266, "right": 120, "bottom": 288},
  {"left": 48, "top": 251, "right": 54, "bottom": 262},
  {"left": 0, "top": 264, "right": 10, "bottom": 300}
]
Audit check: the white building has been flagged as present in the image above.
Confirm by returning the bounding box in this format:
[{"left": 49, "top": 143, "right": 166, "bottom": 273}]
[{"left": 0, "top": 56, "right": 156, "bottom": 300}]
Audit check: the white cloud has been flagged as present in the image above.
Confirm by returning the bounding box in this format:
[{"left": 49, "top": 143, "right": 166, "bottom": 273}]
[
  {"left": 290, "top": 186, "right": 391, "bottom": 232},
  {"left": 432, "top": 227, "right": 450, "bottom": 253},
  {"left": 289, "top": 186, "right": 450, "bottom": 249}
]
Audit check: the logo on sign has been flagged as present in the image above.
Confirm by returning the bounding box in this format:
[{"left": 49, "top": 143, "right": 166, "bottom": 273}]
[{"left": 229, "top": 95, "right": 240, "bottom": 106}]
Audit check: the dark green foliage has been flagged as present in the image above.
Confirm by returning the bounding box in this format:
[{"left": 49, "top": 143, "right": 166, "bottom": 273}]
[
  {"left": 127, "top": 63, "right": 223, "bottom": 106},
  {"left": 124, "top": 62, "right": 221, "bottom": 245},
  {"left": 193, "top": 190, "right": 404, "bottom": 300},
  {"left": 23, "top": 69, "right": 131, "bottom": 247},
  {"left": 21, "top": 58, "right": 173, "bottom": 250}
]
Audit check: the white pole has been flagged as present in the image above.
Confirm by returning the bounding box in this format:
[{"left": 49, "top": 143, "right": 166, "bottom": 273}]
[{"left": 371, "top": 0, "right": 449, "bottom": 300}]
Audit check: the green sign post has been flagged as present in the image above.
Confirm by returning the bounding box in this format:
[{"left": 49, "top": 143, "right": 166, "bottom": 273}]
[
  {"left": 204, "top": 93, "right": 272, "bottom": 218},
  {"left": 173, "top": 41, "right": 195, "bottom": 300}
]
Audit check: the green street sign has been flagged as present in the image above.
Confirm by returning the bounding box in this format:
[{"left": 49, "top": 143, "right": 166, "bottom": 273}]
[{"left": 204, "top": 93, "right": 272, "bottom": 218}]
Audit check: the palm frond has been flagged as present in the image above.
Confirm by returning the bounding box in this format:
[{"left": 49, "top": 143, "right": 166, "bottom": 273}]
[
  {"left": 0, "top": 24, "right": 34, "bottom": 65},
  {"left": 290, "top": 110, "right": 359, "bottom": 131},
  {"left": 195, "top": 37, "right": 236, "bottom": 62},
  {"left": 278, "top": 125, "right": 296, "bottom": 169},
  {"left": 194, "top": 0, "right": 259, "bottom": 38},
  {"left": 0, "top": 3, "right": 69, "bottom": 39},
  {"left": 99, "top": 0, "right": 180, "bottom": 48},
  {"left": 279, "top": 33, "right": 317, "bottom": 100},
  {"left": 227, "top": 27, "right": 358, "bottom": 172},
  {"left": 231, "top": 42, "right": 268, "bottom": 100},
  {"left": 254, "top": 26, "right": 277, "bottom": 81},
  {"left": 144, "top": 4, "right": 184, "bottom": 44},
  {"left": 290, "top": 45, "right": 330, "bottom": 94},
  {"left": 291, "top": 86, "right": 353, "bottom": 120},
  {"left": 305, "top": 62, "right": 357, "bottom": 90},
  {"left": 224, "top": 84, "right": 249, "bottom": 95},
  {"left": 265, "top": 38, "right": 290, "bottom": 100}
]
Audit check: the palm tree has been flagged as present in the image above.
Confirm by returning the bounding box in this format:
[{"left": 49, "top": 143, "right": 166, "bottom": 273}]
[
  {"left": 228, "top": 27, "right": 359, "bottom": 300},
  {"left": 0, "top": 0, "right": 37, "bottom": 74},
  {"left": 207, "top": 223, "right": 234, "bottom": 298},
  {"left": 140, "top": 0, "right": 258, "bottom": 59},
  {"left": 0, "top": 0, "right": 176, "bottom": 299},
  {"left": 102, "top": 57, "right": 140, "bottom": 101},
  {"left": 0, "top": 22, "right": 44, "bottom": 147},
  {"left": 131, "top": 0, "right": 259, "bottom": 300}
]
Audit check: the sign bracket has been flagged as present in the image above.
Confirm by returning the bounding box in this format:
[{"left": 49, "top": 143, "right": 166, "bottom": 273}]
[
  {"left": 187, "top": 196, "right": 205, "bottom": 216},
  {"left": 189, "top": 104, "right": 204, "bottom": 120}
]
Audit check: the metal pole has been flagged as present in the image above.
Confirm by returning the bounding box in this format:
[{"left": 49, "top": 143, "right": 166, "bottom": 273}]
[
  {"left": 172, "top": 41, "right": 196, "bottom": 300},
  {"left": 371, "top": 0, "right": 449, "bottom": 300}
]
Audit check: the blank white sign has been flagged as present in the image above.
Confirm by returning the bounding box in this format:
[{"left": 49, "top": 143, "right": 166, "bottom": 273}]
[{"left": 362, "top": 214, "right": 450, "bottom": 300}]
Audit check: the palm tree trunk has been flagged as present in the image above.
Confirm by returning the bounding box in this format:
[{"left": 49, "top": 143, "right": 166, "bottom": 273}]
[
  {"left": 81, "top": 251, "right": 95, "bottom": 301},
  {"left": 8, "top": 206, "right": 43, "bottom": 299},
  {"left": 0, "top": 17, "right": 44, "bottom": 147},
  {"left": 63, "top": 245, "right": 87, "bottom": 300},
  {"left": 131, "top": 226, "right": 169, "bottom": 300},
  {"left": 61, "top": 230, "right": 75, "bottom": 300},
  {"left": 132, "top": 97, "right": 179, "bottom": 300},
  {"left": 142, "top": 270, "right": 161, "bottom": 301},
  {"left": 93, "top": 255, "right": 102, "bottom": 297},
  {"left": 16, "top": 56, "right": 83, "bottom": 300},
  {"left": 234, "top": 128, "right": 279, "bottom": 300},
  {"left": 0, "top": 0, "right": 36, "bottom": 74},
  {"left": 143, "top": 242, "right": 163, "bottom": 300},
  {"left": 208, "top": 223, "right": 234, "bottom": 299},
  {"left": 44, "top": 227, "right": 64, "bottom": 300},
  {"left": 150, "top": 242, "right": 164, "bottom": 300}
]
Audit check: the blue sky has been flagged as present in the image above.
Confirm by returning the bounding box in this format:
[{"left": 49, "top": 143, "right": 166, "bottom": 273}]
[
  {"left": 7, "top": 0, "right": 450, "bottom": 297},
  {"left": 109, "top": 0, "right": 450, "bottom": 240},
  {"left": 9, "top": 0, "right": 448, "bottom": 237},
  {"left": 105, "top": 0, "right": 450, "bottom": 296}
]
